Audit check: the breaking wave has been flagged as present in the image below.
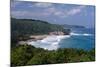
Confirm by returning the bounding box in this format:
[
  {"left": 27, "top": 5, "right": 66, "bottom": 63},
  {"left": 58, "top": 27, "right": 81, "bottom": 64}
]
[
  {"left": 27, "top": 35, "right": 70, "bottom": 50},
  {"left": 27, "top": 32, "right": 93, "bottom": 50},
  {"left": 70, "top": 32, "right": 93, "bottom": 36}
]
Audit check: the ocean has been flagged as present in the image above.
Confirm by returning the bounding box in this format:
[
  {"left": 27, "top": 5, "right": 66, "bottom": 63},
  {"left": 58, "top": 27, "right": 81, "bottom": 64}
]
[{"left": 27, "top": 28, "right": 95, "bottom": 51}]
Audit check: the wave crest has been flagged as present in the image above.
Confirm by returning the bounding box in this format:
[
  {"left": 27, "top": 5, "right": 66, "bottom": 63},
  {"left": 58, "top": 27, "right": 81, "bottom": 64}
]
[
  {"left": 70, "top": 32, "right": 92, "bottom": 36},
  {"left": 27, "top": 35, "right": 70, "bottom": 50}
]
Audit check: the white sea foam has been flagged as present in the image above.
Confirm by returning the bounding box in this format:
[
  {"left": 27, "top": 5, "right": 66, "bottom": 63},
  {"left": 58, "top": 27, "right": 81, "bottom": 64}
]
[
  {"left": 27, "top": 35, "right": 70, "bottom": 50},
  {"left": 70, "top": 32, "right": 92, "bottom": 36},
  {"left": 83, "top": 33, "right": 92, "bottom": 36}
]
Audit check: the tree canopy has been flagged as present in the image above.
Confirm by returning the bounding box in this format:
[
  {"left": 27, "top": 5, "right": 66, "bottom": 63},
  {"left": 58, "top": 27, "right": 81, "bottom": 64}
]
[{"left": 11, "top": 44, "right": 95, "bottom": 66}]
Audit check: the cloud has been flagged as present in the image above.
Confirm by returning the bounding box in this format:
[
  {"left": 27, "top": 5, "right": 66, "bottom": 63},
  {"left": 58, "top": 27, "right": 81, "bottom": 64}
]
[
  {"left": 34, "top": 2, "right": 53, "bottom": 8},
  {"left": 11, "top": 6, "right": 86, "bottom": 19},
  {"left": 11, "top": 1, "right": 86, "bottom": 19},
  {"left": 11, "top": 10, "right": 29, "bottom": 18},
  {"left": 66, "top": 6, "right": 86, "bottom": 16},
  {"left": 54, "top": 11, "right": 63, "bottom": 16},
  {"left": 43, "top": 6, "right": 86, "bottom": 18},
  {"left": 43, "top": 7, "right": 65, "bottom": 17},
  {"left": 51, "top": 6, "right": 86, "bottom": 18},
  {"left": 44, "top": 7, "right": 56, "bottom": 15},
  {"left": 11, "top": 10, "right": 51, "bottom": 18}
]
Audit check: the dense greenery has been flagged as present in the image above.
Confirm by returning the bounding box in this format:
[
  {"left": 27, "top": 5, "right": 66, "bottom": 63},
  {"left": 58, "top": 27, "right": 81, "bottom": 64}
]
[
  {"left": 11, "top": 18, "right": 66, "bottom": 35},
  {"left": 11, "top": 18, "right": 70, "bottom": 47},
  {"left": 11, "top": 45, "right": 95, "bottom": 66}
]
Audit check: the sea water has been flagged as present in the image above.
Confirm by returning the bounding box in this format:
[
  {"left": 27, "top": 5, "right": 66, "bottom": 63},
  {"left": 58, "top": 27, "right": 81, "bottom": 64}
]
[{"left": 27, "top": 28, "right": 95, "bottom": 50}]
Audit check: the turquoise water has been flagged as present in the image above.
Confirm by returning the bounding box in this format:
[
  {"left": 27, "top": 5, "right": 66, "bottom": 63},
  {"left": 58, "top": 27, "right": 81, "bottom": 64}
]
[
  {"left": 28, "top": 28, "right": 95, "bottom": 50},
  {"left": 59, "top": 28, "right": 95, "bottom": 50},
  {"left": 59, "top": 35, "right": 95, "bottom": 50}
]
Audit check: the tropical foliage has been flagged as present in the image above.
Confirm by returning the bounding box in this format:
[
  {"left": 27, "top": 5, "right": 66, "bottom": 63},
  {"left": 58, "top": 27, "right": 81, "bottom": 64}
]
[{"left": 11, "top": 45, "right": 95, "bottom": 66}]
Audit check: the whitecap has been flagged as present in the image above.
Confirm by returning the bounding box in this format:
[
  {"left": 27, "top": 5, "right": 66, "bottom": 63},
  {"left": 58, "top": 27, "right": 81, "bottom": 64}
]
[
  {"left": 27, "top": 35, "right": 70, "bottom": 50},
  {"left": 70, "top": 32, "right": 92, "bottom": 36}
]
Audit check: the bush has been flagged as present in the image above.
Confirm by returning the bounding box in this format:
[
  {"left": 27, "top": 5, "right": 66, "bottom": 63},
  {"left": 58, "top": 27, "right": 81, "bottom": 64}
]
[{"left": 11, "top": 45, "right": 95, "bottom": 66}]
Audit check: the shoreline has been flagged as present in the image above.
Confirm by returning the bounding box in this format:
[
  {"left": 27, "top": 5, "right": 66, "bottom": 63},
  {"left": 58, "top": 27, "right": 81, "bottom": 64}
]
[
  {"left": 29, "top": 35, "right": 48, "bottom": 40},
  {"left": 18, "top": 34, "right": 70, "bottom": 45},
  {"left": 18, "top": 34, "right": 94, "bottom": 51}
]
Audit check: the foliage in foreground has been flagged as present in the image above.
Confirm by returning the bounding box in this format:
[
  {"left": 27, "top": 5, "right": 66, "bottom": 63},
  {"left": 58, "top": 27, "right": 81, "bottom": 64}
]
[{"left": 11, "top": 44, "right": 95, "bottom": 66}]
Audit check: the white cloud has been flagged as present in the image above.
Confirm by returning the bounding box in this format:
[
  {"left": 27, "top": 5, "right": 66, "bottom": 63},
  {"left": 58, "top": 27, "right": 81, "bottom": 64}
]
[
  {"left": 51, "top": 6, "right": 86, "bottom": 18},
  {"left": 11, "top": 10, "right": 51, "bottom": 18},
  {"left": 34, "top": 2, "right": 53, "bottom": 8},
  {"left": 54, "top": 11, "right": 63, "bottom": 15},
  {"left": 13, "top": 6, "right": 85, "bottom": 18},
  {"left": 11, "top": 1, "right": 86, "bottom": 19},
  {"left": 44, "top": 7, "right": 57, "bottom": 15},
  {"left": 11, "top": 10, "right": 29, "bottom": 17},
  {"left": 44, "top": 7, "right": 65, "bottom": 17},
  {"left": 43, "top": 6, "right": 86, "bottom": 18},
  {"left": 66, "top": 6, "right": 86, "bottom": 16}
]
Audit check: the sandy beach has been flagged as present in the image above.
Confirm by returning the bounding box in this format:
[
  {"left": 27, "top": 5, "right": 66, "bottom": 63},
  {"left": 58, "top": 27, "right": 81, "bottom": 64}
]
[{"left": 29, "top": 35, "right": 48, "bottom": 40}]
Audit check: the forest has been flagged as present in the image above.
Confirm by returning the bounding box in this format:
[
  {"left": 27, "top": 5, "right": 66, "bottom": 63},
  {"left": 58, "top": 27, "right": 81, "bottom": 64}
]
[{"left": 11, "top": 44, "right": 95, "bottom": 66}]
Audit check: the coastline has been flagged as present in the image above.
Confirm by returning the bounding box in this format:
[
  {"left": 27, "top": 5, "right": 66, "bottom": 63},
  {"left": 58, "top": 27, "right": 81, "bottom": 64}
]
[
  {"left": 18, "top": 35, "right": 48, "bottom": 45},
  {"left": 18, "top": 34, "right": 70, "bottom": 50},
  {"left": 29, "top": 35, "right": 48, "bottom": 40},
  {"left": 18, "top": 34, "right": 70, "bottom": 45}
]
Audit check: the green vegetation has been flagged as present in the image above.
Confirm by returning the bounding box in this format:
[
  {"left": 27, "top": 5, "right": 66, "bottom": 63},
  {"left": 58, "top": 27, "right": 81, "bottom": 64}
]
[
  {"left": 11, "top": 18, "right": 95, "bottom": 66},
  {"left": 11, "top": 18, "right": 70, "bottom": 47},
  {"left": 11, "top": 18, "right": 65, "bottom": 35},
  {"left": 11, "top": 45, "right": 95, "bottom": 66}
]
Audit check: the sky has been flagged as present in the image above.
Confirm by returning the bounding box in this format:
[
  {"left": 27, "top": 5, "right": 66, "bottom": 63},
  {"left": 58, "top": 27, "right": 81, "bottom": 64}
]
[{"left": 11, "top": 1, "right": 95, "bottom": 28}]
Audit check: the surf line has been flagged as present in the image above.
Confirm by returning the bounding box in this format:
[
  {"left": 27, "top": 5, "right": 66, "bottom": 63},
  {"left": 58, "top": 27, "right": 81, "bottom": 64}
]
[{"left": 27, "top": 35, "right": 70, "bottom": 50}]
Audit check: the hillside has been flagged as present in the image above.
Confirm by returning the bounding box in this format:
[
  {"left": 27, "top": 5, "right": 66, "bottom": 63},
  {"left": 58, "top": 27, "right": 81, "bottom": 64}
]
[
  {"left": 11, "top": 18, "right": 70, "bottom": 46},
  {"left": 11, "top": 18, "right": 65, "bottom": 35}
]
